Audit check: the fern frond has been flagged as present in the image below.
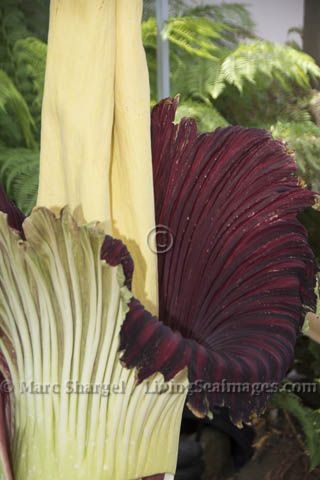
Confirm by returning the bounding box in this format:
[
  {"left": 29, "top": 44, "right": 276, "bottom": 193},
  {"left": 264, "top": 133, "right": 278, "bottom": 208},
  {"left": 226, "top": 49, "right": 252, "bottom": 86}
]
[
  {"left": 164, "top": 16, "right": 232, "bottom": 61},
  {"left": 0, "top": 69, "right": 37, "bottom": 148},
  {"left": 11, "top": 168, "right": 38, "bottom": 215},
  {"left": 0, "top": 147, "right": 39, "bottom": 214},
  {"left": 180, "top": 2, "right": 256, "bottom": 44},
  {"left": 143, "top": 1, "right": 256, "bottom": 43},
  {"left": 213, "top": 41, "right": 320, "bottom": 98},
  {"left": 13, "top": 36, "right": 47, "bottom": 126},
  {"left": 171, "top": 55, "right": 221, "bottom": 103},
  {"left": 142, "top": 15, "right": 231, "bottom": 60},
  {"left": 271, "top": 120, "right": 320, "bottom": 185},
  {"left": 174, "top": 99, "right": 228, "bottom": 132}
]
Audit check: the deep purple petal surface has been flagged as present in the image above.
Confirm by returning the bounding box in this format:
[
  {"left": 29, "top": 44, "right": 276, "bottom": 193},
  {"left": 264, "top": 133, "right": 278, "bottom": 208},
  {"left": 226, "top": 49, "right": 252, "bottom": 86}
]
[
  {"left": 101, "top": 235, "right": 134, "bottom": 289},
  {"left": 0, "top": 185, "right": 25, "bottom": 234},
  {"left": 119, "top": 98, "right": 317, "bottom": 423}
]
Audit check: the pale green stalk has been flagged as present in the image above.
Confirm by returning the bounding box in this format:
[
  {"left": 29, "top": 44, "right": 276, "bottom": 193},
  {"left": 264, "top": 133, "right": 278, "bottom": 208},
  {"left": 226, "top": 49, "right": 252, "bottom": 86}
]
[{"left": 0, "top": 209, "right": 188, "bottom": 479}]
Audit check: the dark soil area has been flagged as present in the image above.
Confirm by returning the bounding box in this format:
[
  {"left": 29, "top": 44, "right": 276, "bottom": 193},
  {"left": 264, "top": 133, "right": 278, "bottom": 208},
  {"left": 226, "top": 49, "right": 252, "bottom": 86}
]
[
  {"left": 201, "top": 407, "right": 320, "bottom": 480},
  {"left": 178, "top": 399, "right": 320, "bottom": 480}
]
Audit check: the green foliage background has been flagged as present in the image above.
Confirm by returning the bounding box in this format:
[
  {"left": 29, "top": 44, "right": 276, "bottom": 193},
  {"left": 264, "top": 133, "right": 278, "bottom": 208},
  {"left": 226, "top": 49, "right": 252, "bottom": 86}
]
[
  {"left": 0, "top": 0, "right": 49, "bottom": 213},
  {"left": 1, "top": 1, "right": 320, "bottom": 468},
  {"left": 1, "top": 0, "right": 320, "bottom": 213}
]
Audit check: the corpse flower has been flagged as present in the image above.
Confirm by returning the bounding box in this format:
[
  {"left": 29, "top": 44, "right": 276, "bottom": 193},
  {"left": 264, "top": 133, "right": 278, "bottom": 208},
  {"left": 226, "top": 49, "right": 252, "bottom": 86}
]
[{"left": 0, "top": 1, "right": 317, "bottom": 480}]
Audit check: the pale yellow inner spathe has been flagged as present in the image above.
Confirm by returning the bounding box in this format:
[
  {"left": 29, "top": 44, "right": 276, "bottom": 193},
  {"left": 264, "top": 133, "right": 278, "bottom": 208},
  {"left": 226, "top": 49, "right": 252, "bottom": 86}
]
[{"left": 37, "top": 0, "right": 158, "bottom": 315}]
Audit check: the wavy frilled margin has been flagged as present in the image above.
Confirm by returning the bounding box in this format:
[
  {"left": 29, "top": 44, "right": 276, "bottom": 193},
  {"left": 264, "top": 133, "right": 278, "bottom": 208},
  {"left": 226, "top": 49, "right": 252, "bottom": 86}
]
[
  {"left": 120, "top": 97, "right": 317, "bottom": 425},
  {"left": 0, "top": 99, "right": 317, "bottom": 478},
  {"left": 0, "top": 205, "right": 187, "bottom": 480}
]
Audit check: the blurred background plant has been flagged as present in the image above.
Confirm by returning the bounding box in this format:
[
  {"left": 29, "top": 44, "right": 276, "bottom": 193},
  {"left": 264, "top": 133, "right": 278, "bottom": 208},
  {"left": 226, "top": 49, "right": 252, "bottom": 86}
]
[
  {"left": 144, "top": 0, "right": 320, "bottom": 191},
  {"left": 0, "top": 0, "right": 49, "bottom": 214},
  {"left": 1, "top": 0, "right": 320, "bottom": 212},
  {"left": 1, "top": 0, "right": 320, "bottom": 476}
]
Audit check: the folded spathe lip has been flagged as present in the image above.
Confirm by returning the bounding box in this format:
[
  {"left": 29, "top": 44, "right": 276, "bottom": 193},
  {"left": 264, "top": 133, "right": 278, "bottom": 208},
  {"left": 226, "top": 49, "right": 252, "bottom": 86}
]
[
  {"left": 0, "top": 185, "right": 25, "bottom": 237},
  {"left": 118, "top": 97, "right": 317, "bottom": 425}
]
